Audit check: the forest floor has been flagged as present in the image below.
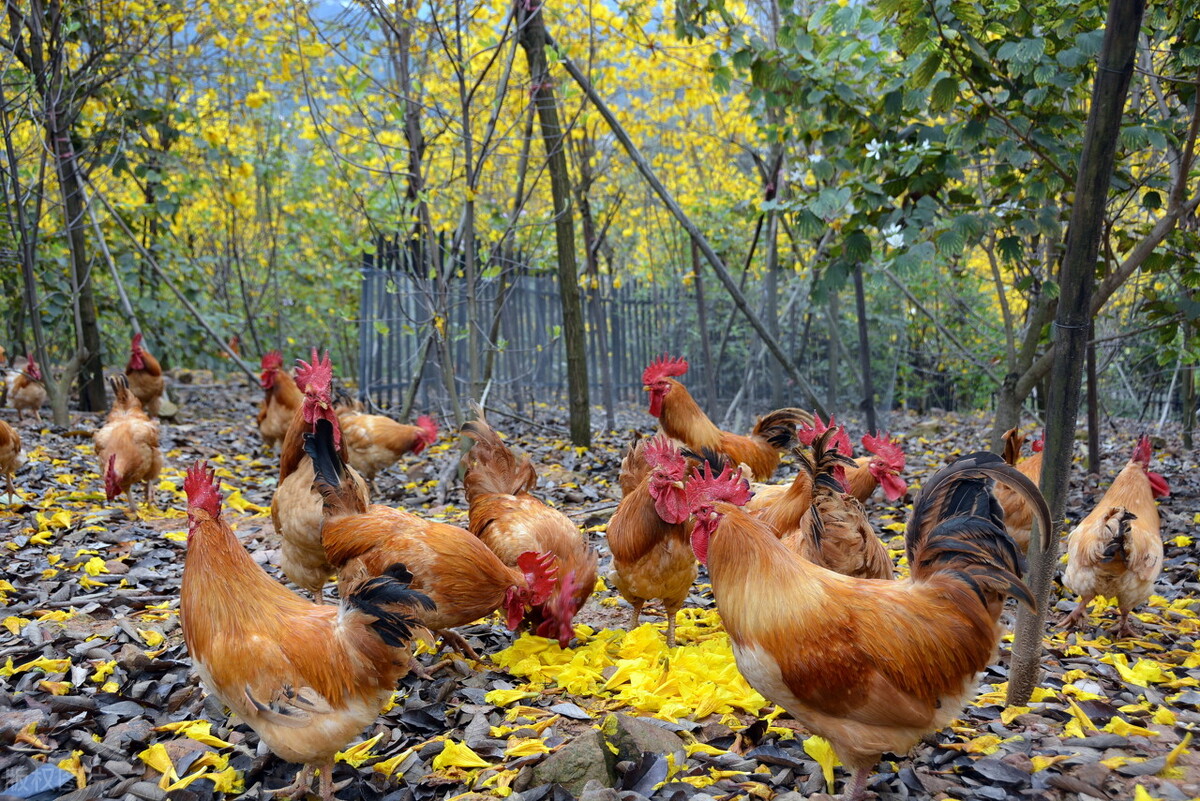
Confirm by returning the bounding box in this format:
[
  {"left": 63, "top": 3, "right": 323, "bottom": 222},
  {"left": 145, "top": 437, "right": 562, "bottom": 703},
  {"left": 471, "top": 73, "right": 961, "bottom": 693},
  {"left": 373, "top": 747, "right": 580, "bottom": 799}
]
[{"left": 1, "top": 378, "right": 1199, "bottom": 801}]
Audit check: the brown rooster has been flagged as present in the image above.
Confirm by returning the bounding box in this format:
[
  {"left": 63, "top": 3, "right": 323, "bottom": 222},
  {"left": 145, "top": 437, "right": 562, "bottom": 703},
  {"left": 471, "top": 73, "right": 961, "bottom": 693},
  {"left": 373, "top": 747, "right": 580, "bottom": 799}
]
[
  {"left": 338, "top": 402, "right": 439, "bottom": 486},
  {"left": 125, "top": 333, "right": 164, "bottom": 417},
  {"left": 687, "top": 452, "right": 1049, "bottom": 800},
  {"left": 607, "top": 435, "right": 696, "bottom": 646},
  {"left": 1063, "top": 435, "right": 1169, "bottom": 637},
  {"left": 306, "top": 418, "right": 558, "bottom": 659},
  {"left": 994, "top": 428, "right": 1044, "bottom": 552},
  {"left": 257, "top": 351, "right": 302, "bottom": 453},
  {"left": 461, "top": 409, "right": 597, "bottom": 647},
  {"left": 641, "top": 355, "right": 811, "bottom": 480},
  {"left": 270, "top": 349, "right": 368, "bottom": 601},
  {"left": 181, "top": 461, "right": 432, "bottom": 801},
  {"left": 0, "top": 419, "right": 21, "bottom": 503},
  {"left": 10, "top": 354, "right": 46, "bottom": 422},
  {"left": 93, "top": 375, "right": 162, "bottom": 514}
]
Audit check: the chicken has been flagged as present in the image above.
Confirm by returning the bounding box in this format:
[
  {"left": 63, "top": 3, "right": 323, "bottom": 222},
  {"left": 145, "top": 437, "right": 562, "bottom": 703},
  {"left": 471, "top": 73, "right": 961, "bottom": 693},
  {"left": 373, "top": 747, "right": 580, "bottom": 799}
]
[
  {"left": 642, "top": 355, "right": 811, "bottom": 480},
  {"left": 994, "top": 428, "right": 1045, "bottom": 552},
  {"left": 1062, "top": 435, "right": 1170, "bottom": 637},
  {"left": 687, "top": 452, "right": 1049, "bottom": 800},
  {"left": 0, "top": 419, "right": 22, "bottom": 503},
  {"left": 93, "top": 375, "right": 162, "bottom": 514},
  {"left": 791, "top": 413, "right": 908, "bottom": 504},
  {"left": 270, "top": 349, "right": 369, "bottom": 601},
  {"left": 337, "top": 401, "right": 439, "bottom": 485},
  {"left": 10, "top": 354, "right": 46, "bottom": 422},
  {"left": 257, "top": 351, "right": 302, "bottom": 453},
  {"left": 461, "top": 410, "right": 597, "bottom": 646},
  {"left": 768, "top": 427, "right": 893, "bottom": 581},
  {"left": 306, "top": 418, "right": 557, "bottom": 658},
  {"left": 744, "top": 416, "right": 853, "bottom": 515},
  {"left": 125, "top": 333, "right": 164, "bottom": 417},
  {"left": 606, "top": 435, "right": 699, "bottom": 646},
  {"left": 617, "top": 432, "right": 653, "bottom": 497},
  {"left": 181, "top": 461, "right": 433, "bottom": 801}
]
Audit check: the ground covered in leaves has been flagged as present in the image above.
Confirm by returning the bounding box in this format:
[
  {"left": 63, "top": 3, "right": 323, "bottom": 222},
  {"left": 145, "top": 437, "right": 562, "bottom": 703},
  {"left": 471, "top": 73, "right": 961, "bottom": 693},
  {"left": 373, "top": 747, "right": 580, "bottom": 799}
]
[{"left": 2, "top": 379, "right": 1199, "bottom": 801}]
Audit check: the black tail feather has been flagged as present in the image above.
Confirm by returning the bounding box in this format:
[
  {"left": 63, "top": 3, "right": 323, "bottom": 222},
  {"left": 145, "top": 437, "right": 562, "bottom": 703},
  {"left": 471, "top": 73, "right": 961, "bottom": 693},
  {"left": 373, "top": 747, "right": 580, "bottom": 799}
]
[
  {"left": 753, "top": 408, "right": 814, "bottom": 451},
  {"left": 347, "top": 563, "right": 436, "bottom": 647},
  {"left": 304, "top": 418, "right": 344, "bottom": 495}
]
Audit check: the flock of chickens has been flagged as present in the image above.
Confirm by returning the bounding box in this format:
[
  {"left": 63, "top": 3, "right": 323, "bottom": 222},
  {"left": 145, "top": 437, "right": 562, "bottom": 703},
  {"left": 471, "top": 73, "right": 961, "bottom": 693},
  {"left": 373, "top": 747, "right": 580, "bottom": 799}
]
[{"left": 0, "top": 343, "right": 1176, "bottom": 801}]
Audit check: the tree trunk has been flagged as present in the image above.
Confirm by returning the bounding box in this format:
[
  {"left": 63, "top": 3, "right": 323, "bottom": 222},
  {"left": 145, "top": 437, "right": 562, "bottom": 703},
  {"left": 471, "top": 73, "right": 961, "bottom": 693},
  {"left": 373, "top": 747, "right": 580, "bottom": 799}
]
[
  {"left": 518, "top": 1, "right": 590, "bottom": 446},
  {"left": 1008, "top": 0, "right": 1145, "bottom": 706},
  {"left": 765, "top": 211, "right": 782, "bottom": 407},
  {"left": 826, "top": 290, "right": 840, "bottom": 411},
  {"left": 693, "top": 240, "right": 716, "bottom": 410},
  {"left": 1183, "top": 363, "right": 1195, "bottom": 450},
  {"left": 852, "top": 263, "right": 877, "bottom": 434},
  {"left": 1086, "top": 319, "right": 1100, "bottom": 473},
  {"left": 51, "top": 114, "right": 106, "bottom": 411}
]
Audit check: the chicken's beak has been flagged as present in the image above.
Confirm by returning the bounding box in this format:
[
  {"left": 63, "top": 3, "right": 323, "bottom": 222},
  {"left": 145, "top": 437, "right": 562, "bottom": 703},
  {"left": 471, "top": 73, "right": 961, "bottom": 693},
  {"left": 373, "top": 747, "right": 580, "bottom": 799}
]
[
  {"left": 672, "top": 481, "right": 685, "bottom": 490},
  {"left": 643, "top": 385, "right": 652, "bottom": 392}
]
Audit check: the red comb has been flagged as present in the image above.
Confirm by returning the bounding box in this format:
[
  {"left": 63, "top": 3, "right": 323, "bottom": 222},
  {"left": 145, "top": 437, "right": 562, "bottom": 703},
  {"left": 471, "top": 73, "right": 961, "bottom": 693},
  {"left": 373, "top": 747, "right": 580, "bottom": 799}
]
[
  {"left": 685, "top": 461, "right": 753, "bottom": 510},
  {"left": 799, "top": 413, "right": 852, "bottom": 455},
  {"left": 132, "top": 333, "right": 144, "bottom": 350},
  {"left": 261, "top": 350, "right": 283, "bottom": 370},
  {"left": 104, "top": 454, "right": 120, "bottom": 501},
  {"left": 184, "top": 461, "right": 223, "bottom": 518},
  {"left": 416, "top": 415, "right": 438, "bottom": 444},
  {"left": 642, "top": 354, "right": 689, "bottom": 385},
  {"left": 1031, "top": 431, "right": 1044, "bottom": 453},
  {"left": 1133, "top": 434, "right": 1151, "bottom": 466},
  {"left": 518, "top": 551, "right": 558, "bottom": 605},
  {"left": 295, "top": 348, "right": 333, "bottom": 394},
  {"left": 25, "top": 354, "right": 41, "bottom": 381},
  {"left": 643, "top": 434, "right": 683, "bottom": 469},
  {"left": 862, "top": 432, "right": 905, "bottom": 470}
]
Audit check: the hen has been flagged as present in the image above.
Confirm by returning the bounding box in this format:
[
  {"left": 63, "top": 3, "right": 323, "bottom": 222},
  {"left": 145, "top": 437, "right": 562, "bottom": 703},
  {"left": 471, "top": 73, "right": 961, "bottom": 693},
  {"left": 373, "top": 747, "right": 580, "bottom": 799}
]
[
  {"left": 0, "top": 419, "right": 21, "bottom": 503},
  {"left": 1062, "top": 435, "right": 1169, "bottom": 637},
  {"left": 642, "top": 355, "right": 810, "bottom": 480},
  {"left": 306, "top": 418, "right": 557, "bottom": 659},
  {"left": 10, "top": 354, "right": 46, "bottom": 422},
  {"left": 766, "top": 427, "right": 893, "bottom": 581},
  {"left": 338, "top": 401, "right": 439, "bottom": 486},
  {"left": 688, "top": 452, "right": 1049, "bottom": 800},
  {"left": 994, "top": 428, "right": 1044, "bottom": 552},
  {"left": 270, "top": 349, "right": 369, "bottom": 601},
  {"left": 125, "top": 333, "right": 164, "bottom": 417},
  {"left": 606, "top": 435, "right": 696, "bottom": 646},
  {"left": 257, "top": 351, "right": 302, "bottom": 453},
  {"left": 462, "top": 410, "right": 597, "bottom": 646},
  {"left": 93, "top": 375, "right": 162, "bottom": 514},
  {"left": 181, "top": 462, "right": 432, "bottom": 801}
]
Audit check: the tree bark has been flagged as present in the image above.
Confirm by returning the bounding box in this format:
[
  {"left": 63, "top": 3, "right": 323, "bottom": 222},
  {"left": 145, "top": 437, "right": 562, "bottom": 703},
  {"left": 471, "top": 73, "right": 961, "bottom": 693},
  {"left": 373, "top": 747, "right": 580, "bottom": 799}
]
[
  {"left": 518, "top": 1, "right": 590, "bottom": 446},
  {"left": 693, "top": 240, "right": 716, "bottom": 410},
  {"left": 1086, "top": 319, "right": 1100, "bottom": 473},
  {"left": 826, "top": 290, "right": 840, "bottom": 411},
  {"left": 1008, "top": 0, "right": 1146, "bottom": 706},
  {"left": 852, "top": 263, "right": 876, "bottom": 433},
  {"left": 50, "top": 112, "right": 106, "bottom": 411}
]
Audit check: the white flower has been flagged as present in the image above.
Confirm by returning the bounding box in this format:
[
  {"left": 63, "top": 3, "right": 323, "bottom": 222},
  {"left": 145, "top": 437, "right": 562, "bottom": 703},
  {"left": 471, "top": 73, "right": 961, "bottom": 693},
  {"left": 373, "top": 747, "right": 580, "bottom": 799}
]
[
  {"left": 881, "top": 224, "right": 904, "bottom": 248},
  {"left": 810, "top": 152, "right": 824, "bottom": 164},
  {"left": 918, "top": 139, "right": 932, "bottom": 153},
  {"left": 865, "top": 139, "right": 884, "bottom": 160},
  {"left": 898, "top": 142, "right": 913, "bottom": 153}
]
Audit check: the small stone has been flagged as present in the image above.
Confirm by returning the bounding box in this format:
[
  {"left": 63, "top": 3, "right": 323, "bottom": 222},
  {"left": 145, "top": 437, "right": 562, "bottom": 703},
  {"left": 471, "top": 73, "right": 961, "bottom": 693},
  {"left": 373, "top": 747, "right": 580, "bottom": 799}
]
[{"left": 529, "top": 730, "right": 616, "bottom": 796}]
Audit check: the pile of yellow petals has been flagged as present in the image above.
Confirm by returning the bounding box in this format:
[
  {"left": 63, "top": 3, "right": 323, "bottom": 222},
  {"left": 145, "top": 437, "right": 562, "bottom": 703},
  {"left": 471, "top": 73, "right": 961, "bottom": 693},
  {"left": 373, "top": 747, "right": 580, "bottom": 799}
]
[{"left": 490, "top": 608, "right": 767, "bottom": 721}]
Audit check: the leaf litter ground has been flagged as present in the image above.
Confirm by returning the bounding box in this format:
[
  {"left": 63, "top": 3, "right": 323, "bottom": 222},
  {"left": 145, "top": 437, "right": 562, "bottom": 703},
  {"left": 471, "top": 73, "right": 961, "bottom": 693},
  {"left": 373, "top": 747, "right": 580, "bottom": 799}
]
[{"left": 1, "top": 383, "right": 1199, "bottom": 801}]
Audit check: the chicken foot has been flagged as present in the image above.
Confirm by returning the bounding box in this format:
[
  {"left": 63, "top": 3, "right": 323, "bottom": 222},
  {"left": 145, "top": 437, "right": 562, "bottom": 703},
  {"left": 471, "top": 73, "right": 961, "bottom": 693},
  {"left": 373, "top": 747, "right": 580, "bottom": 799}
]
[
  {"left": 269, "top": 761, "right": 346, "bottom": 801},
  {"left": 145, "top": 480, "right": 157, "bottom": 511},
  {"left": 1113, "top": 609, "right": 1139, "bottom": 639},
  {"left": 628, "top": 601, "right": 644, "bottom": 629},
  {"left": 1060, "top": 595, "right": 1094, "bottom": 630},
  {"left": 843, "top": 766, "right": 872, "bottom": 801},
  {"left": 437, "top": 629, "right": 482, "bottom": 661},
  {"left": 5, "top": 471, "right": 16, "bottom": 504},
  {"left": 665, "top": 605, "right": 681, "bottom": 647}
]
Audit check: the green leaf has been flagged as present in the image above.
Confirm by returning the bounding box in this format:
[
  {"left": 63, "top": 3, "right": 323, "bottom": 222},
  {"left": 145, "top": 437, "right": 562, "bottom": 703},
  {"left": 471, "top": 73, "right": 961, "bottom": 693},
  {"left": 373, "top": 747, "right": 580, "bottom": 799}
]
[
  {"left": 844, "top": 230, "right": 872, "bottom": 263},
  {"left": 930, "top": 76, "right": 959, "bottom": 113},
  {"left": 1142, "top": 190, "right": 1163, "bottom": 211},
  {"left": 912, "top": 51, "right": 943, "bottom": 87}
]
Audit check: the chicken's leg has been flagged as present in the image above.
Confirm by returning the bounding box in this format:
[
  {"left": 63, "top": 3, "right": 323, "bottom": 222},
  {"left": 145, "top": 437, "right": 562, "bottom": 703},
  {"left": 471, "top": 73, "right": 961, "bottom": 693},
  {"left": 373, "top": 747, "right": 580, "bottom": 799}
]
[
  {"left": 665, "top": 604, "right": 681, "bottom": 647},
  {"left": 843, "top": 766, "right": 871, "bottom": 801},
  {"left": 1061, "top": 596, "right": 1094, "bottom": 630},
  {"left": 126, "top": 490, "right": 139, "bottom": 516},
  {"left": 315, "top": 760, "right": 336, "bottom": 801},
  {"left": 5, "top": 470, "right": 15, "bottom": 504},
  {"left": 629, "top": 601, "right": 644, "bottom": 629},
  {"left": 145, "top": 481, "right": 157, "bottom": 511},
  {"left": 268, "top": 763, "right": 314, "bottom": 799}
]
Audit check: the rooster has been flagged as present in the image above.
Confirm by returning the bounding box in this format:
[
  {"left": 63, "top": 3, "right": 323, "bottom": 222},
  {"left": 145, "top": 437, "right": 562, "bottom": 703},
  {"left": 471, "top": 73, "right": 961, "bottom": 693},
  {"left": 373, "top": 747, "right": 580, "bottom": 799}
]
[
  {"left": 270, "top": 349, "right": 369, "bottom": 601},
  {"left": 337, "top": 400, "right": 439, "bottom": 486},
  {"left": 0, "top": 419, "right": 21, "bottom": 503},
  {"left": 10, "top": 354, "right": 46, "bottom": 422},
  {"left": 461, "top": 409, "right": 597, "bottom": 647},
  {"left": 306, "top": 418, "right": 558, "bottom": 660},
  {"left": 994, "top": 428, "right": 1044, "bottom": 552},
  {"left": 125, "top": 333, "right": 164, "bottom": 417},
  {"left": 687, "top": 452, "right": 1049, "bottom": 800},
  {"left": 257, "top": 351, "right": 302, "bottom": 453},
  {"left": 1062, "top": 435, "right": 1169, "bottom": 637},
  {"left": 93, "top": 375, "right": 162, "bottom": 514},
  {"left": 181, "top": 462, "right": 433, "bottom": 801},
  {"left": 766, "top": 427, "right": 893, "bottom": 581},
  {"left": 607, "top": 435, "right": 697, "bottom": 646},
  {"left": 641, "top": 355, "right": 811, "bottom": 480}
]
